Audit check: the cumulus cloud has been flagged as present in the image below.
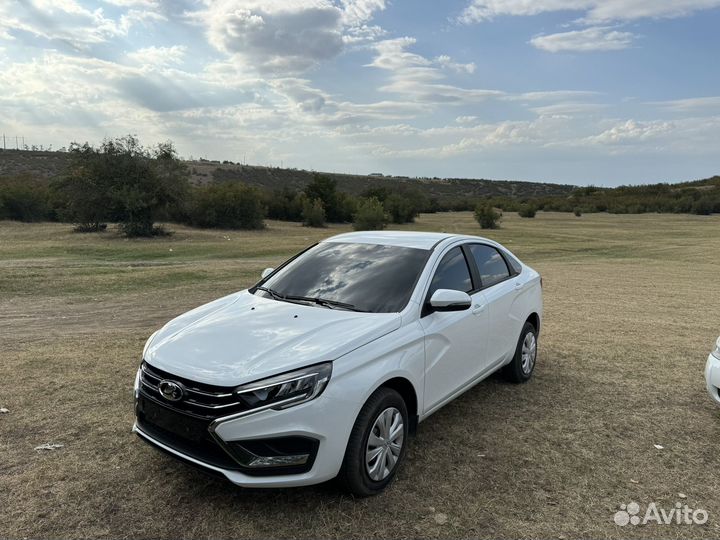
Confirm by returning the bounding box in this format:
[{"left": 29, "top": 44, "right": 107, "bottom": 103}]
[
  {"left": 199, "top": 0, "right": 344, "bottom": 74},
  {"left": 530, "top": 27, "right": 635, "bottom": 52}
]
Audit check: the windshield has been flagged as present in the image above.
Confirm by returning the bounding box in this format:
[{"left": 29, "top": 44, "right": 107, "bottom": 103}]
[{"left": 255, "top": 242, "right": 429, "bottom": 313}]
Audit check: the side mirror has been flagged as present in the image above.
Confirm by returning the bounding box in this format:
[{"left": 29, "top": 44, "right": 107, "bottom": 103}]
[
  {"left": 428, "top": 289, "right": 472, "bottom": 312},
  {"left": 261, "top": 267, "right": 274, "bottom": 279}
]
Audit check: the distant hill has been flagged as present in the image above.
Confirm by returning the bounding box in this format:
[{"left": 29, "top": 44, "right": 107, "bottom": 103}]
[{"left": 0, "top": 149, "right": 576, "bottom": 203}]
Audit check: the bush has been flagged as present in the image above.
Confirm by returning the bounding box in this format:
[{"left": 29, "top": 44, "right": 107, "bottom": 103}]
[
  {"left": 302, "top": 198, "right": 326, "bottom": 227},
  {"left": 187, "top": 182, "right": 265, "bottom": 229},
  {"left": 474, "top": 203, "right": 502, "bottom": 229},
  {"left": 518, "top": 204, "right": 537, "bottom": 218},
  {"left": 0, "top": 176, "right": 54, "bottom": 222},
  {"left": 573, "top": 207, "right": 582, "bottom": 217},
  {"left": 56, "top": 136, "right": 189, "bottom": 236},
  {"left": 691, "top": 199, "right": 713, "bottom": 215},
  {"left": 305, "top": 173, "right": 344, "bottom": 222},
  {"left": 353, "top": 197, "right": 388, "bottom": 231}
]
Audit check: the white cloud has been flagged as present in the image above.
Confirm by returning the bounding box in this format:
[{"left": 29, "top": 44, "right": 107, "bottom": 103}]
[
  {"left": 582, "top": 119, "right": 673, "bottom": 145},
  {"left": 530, "top": 27, "right": 635, "bottom": 52},
  {"left": 458, "top": 0, "right": 720, "bottom": 24},
  {"left": 648, "top": 96, "right": 720, "bottom": 112},
  {"left": 127, "top": 45, "right": 187, "bottom": 67},
  {"left": 456, "top": 115, "right": 478, "bottom": 124},
  {"left": 340, "top": 0, "right": 386, "bottom": 25},
  {"left": 198, "top": 0, "right": 344, "bottom": 74},
  {"left": 368, "top": 38, "right": 501, "bottom": 104}
]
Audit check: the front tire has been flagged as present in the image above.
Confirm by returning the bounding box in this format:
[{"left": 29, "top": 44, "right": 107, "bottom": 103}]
[
  {"left": 338, "top": 387, "right": 408, "bottom": 497},
  {"left": 504, "top": 321, "right": 538, "bottom": 383}
]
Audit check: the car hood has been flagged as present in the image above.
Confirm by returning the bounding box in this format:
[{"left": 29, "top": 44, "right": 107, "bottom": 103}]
[{"left": 144, "top": 290, "right": 401, "bottom": 386}]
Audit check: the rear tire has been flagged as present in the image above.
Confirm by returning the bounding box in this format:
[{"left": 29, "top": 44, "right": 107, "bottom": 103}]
[
  {"left": 504, "top": 321, "right": 538, "bottom": 383},
  {"left": 338, "top": 387, "right": 408, "bottom": 497}
]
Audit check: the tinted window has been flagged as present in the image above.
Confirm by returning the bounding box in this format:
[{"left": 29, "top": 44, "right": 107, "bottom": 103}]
[
  {"left": 428, "top": 247, "right": 473, "bottom": 297},
  {"left": 257, "top": 242, "right": 428, "bottom": 313},
  {"left": 469, "top": 244, "right": 510, "bottom": 288},
  {"left": 504, "top": 251, "right": 522, "bottom": 274}
]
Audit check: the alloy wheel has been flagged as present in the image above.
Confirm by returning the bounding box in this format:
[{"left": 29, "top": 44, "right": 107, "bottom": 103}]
[{"left": 521, "top": 331, "right": 537, "bottom": 374}]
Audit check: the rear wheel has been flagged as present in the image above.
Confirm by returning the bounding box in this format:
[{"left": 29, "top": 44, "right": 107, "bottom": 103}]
[
  {"left": 504, "top": 321, "right": 538, "bottom": 383},
  {"left": 338, "top": 387, "right": 408, "bottom": 496}
]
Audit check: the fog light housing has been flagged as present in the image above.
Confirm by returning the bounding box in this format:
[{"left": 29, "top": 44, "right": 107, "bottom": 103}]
[{"left": 222, "top": 436, "right": 320, "bottom": 476}]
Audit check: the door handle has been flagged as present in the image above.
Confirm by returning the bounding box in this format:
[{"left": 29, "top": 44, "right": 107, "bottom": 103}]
[
  {"left": 514, "top": 281, "right": 524, "bottom": 290},
  {"left": 472, "top": 303, "right": 486, "bottom": 314}
]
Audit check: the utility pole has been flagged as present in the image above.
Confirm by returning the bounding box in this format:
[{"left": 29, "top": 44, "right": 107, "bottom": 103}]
[
  {"left": 2, "top": 133, "right": 5, "bottom": 150},
  {"left": 15, "top": 135, "right": 18, "bottom": 150}
]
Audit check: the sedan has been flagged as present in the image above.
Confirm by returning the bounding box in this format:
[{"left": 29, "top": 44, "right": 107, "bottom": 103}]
[{"left": 133, "top": 231, "right": 543, "bottom": 495}]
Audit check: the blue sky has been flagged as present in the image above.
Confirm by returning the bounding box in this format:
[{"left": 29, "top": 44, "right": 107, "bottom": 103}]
[{"left": 0, "top": 1, "right": 718, "bottom": 186}]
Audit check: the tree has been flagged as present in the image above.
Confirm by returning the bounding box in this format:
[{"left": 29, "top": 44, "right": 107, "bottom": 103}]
[
  {"left": 474, "top": 203, "right": 501, "bottom": 229},
  {"left": 188, "top": 182, "right": 265, "bottom": 229},
  {"left": 353, "top": 197, "right": 388, "bottom": 231},
  {"left": 56, "top": 136, "right": 189, "bottom": 236},
  {"left": 302, "top": 198, "right": 326, "bottom": 227},
  {"left": 304, "top": 173, "right": 340, "bottom": 221},
  {"left": 518, "top": 204, "right": 537, "bottom": 218}
]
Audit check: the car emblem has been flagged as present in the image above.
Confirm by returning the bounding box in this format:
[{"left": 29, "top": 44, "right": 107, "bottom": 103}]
[{"left": 158, "top": 380, "right": 185, "bottom": 402}]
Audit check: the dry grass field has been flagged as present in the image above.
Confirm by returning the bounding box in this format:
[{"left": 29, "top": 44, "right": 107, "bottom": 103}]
[{"left": 1, "top": 212, "right": 720, "bottom": 539}]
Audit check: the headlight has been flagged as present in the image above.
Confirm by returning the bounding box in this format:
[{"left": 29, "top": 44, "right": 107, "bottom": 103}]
[
  {"left": 712, "top": 337, "right": 720, "bottom": 360},
  {"left": 234, "top": 362, "right": 332, "bottom": 411},
  {"left": 133, "top": 367, "right": 141, "bottom": 398}
]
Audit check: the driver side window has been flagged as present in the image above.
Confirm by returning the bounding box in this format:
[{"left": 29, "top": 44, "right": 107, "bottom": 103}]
[{"left": 428, "top": 247, "right": 473, "bottom": 298}]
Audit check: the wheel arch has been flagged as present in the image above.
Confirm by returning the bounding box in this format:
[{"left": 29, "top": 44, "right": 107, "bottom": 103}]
[
  {"left": 526, "top": 312, "right": 540, "bottom": 335},
  {"left": 377, "top": 376, "right": 419, "bottom": 435}
]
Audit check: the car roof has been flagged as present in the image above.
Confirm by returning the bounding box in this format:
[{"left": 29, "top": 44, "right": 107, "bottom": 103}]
[{"left": 323, "top": 231, "right": 494, "bottom": 250}]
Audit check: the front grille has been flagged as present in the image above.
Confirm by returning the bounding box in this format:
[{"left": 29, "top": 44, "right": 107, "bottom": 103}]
[
  {"left": 139, "top": 361, "right": 248, "bottom": 419},
  {"left": 136, "top": 394, "right": 241, "bottom": 470}
]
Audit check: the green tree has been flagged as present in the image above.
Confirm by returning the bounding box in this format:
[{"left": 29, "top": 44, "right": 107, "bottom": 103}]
[
  {"left": 474, "top": 203, "right": 501, "bottom": 229},
  {"left": 302, "top": 198, "right": 326, "bottom": 228},
  {"left": 188, "top": 182, "right": 265, "bottom": 229},
  {"left": 304, "top": 173, "right": 340, "bottom": 221},
  {"left": 518, "top": 204, "right": 537, "bottom": 218},
  {"left": 353, "top": 197, "right": 388, "bottom": 231},
  {"left": 56, "top": 136, "right": 189, "bottom": 236}
]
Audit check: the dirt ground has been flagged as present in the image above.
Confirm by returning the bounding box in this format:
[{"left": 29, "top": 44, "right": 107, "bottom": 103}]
[{"left": 1, "top": 212, "right": 719, "bottom": 539}]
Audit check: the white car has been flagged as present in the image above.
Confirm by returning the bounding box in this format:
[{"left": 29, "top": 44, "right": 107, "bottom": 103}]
[
  {"left": 706, "top": 337, "right": 720, "bottom": 405},
  {"left": 133, "top": 231, "right": 543, "bottom": 495}
]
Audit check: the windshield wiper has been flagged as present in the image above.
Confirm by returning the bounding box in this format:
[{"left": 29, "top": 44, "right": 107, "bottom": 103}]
[
  {"left": 304, "top": 297, "right": 368, "bottom": 312},
  {"left": 256, "top": 287, "right": 366, "bottom": 312}
]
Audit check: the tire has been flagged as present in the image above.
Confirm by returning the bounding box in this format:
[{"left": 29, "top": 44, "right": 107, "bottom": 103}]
[
  {"left": 504, "top": 321, "right": 538, "bottom": 383},
  {"left": 338, "top": 387, "right": 409, "bottom": 497}
]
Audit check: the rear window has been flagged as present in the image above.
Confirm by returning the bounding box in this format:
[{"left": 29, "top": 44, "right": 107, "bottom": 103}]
[
  {"left": 468, "top": 244, "right": 511, "bottom": 288},
  {"left": 257, "top": 242, "right": 429, "bottom": 313}
]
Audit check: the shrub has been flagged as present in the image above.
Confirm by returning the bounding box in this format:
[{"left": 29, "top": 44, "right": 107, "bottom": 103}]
[
  {"left": 474, "top": 203, "right": 502, "bottom": 229},
  {"left": 302, "top": 198, "right": 326, "bottom": 228},
  {"left": 56, "top": 136, "right": 189, "bottom": 236},
  {"left": 573, "top": 207, "right": 582, "bottom": 217},
  {"left": 188, "top": 182, "right": 265, "bottom": 229},
  {"left": 305, "top": 173, "right": 343, "bottom": 222},
  {"left": 518, "top": 204, "right": 537, "bottom": 218},
  {"left": 353, "top": 197, "right": 388, "bottom": 231},
  {"left": 0, "top": 176, "right": 54, "bottom": 222},
  {"left": 691, "top": 199, "right": 713, "bottom": 215}
]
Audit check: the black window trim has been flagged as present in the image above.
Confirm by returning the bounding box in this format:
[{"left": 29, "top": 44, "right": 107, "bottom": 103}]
[{"left": 464, "top": 242, "right": 519, "bottom": 292}]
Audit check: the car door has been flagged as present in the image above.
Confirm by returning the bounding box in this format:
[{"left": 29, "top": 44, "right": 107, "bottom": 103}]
[
  {"left": 466, "top": 244, "right": 522, "bottom": 367},
  {"left": 420, "top": 245, "right": 490, "bottom": 414}
]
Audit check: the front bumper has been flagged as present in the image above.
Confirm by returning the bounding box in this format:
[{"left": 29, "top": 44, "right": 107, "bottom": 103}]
[
  {"left": 133, "top": 390, "right": 356, "bottom": 488},
  {"left": 705, "top": 353, "right": 720, "bottom": 405}
]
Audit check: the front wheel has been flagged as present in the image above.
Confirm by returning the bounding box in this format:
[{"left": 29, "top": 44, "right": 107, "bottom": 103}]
[
  {"left": 504, "top": 321, "right": 538, "bottom": 383},
  {"left": 338, "top": 387, "right": 408, "bottom": 496}
]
